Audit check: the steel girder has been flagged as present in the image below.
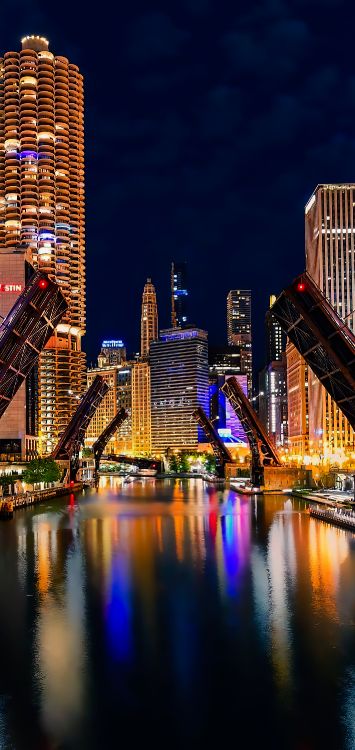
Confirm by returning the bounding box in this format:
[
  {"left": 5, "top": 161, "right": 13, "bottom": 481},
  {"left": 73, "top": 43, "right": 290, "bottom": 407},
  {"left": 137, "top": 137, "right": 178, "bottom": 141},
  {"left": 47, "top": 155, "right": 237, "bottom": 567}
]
[
  {"left": 270, "top": 272, "right": 355, "bottom": 429},
  {"left": 52, "top": 375, "right": 109, "bottom": 479},
  {"left": 0, "top": 270, "right": 67, "bottom": 419},
  {"left": 221, "top": 376, "right": 281, "bottom": 486},
  {"left": 192, "top": 406, "right": 233, "bottom": 478},
  {"left": 92, "top": 407, "right": 128, "bottom": 472}
]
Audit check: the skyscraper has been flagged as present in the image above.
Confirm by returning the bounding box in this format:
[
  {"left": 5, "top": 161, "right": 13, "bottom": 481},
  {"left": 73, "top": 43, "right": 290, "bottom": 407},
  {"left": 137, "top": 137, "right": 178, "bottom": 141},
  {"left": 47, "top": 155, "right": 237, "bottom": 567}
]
[
  {"left": 141, "top": 278, "right": 158, "bottom": 358},
  {"left": 258, "top": 358, "right": 288, "bottom": 448},
  {"left": 131, "top": 361, "right": 151, "bottom": 454},
  {"left": 171, "top": 261, "right": 188, "bottom": 327},
  {"left": 226, "top": 290, "right": 252, "bottom": 396},
  {"left": 86, "top": 363, "right": 132, "bottom": 455},
  {"left": 266, "top": 294, "right": 285, "bottom": 363},
  {"left": 0, "top": 36, "right": 86, "bottom": 454},
  {"left": 305, "top": 184, "right": 355, "bottom": 459},
  {"left": 150, "top": 327, "right": 209, "bottom": 452}
]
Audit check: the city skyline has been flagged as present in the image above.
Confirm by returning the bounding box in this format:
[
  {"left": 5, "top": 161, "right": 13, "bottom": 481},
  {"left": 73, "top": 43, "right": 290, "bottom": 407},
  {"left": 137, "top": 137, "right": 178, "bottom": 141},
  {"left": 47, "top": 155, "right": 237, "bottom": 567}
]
[{"left": 1, "top": 0, "right": 352, "bottom": 373}]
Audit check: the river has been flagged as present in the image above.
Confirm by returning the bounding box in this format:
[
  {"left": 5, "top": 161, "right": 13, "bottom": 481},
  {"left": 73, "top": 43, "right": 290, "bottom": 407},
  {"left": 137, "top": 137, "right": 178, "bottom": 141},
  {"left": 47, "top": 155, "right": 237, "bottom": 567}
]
[{"left": 0, "top": 478, "right": 355, "bottom": 749}]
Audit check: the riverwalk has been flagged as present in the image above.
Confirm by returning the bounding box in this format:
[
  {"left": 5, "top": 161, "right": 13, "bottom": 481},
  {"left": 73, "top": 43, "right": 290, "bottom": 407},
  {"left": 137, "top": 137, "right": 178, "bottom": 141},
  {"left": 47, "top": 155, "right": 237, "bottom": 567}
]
[
  {"left": 310, "top": 506, "right": 355, "bottom": 532},
  {"left": 3, "top": 483, "right": 83, "bottom": 512}
]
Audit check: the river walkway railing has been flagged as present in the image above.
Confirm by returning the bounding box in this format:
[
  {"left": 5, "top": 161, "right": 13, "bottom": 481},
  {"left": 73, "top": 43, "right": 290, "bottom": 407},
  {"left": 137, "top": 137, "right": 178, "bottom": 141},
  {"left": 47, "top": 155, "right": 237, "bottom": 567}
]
[
  {"left": 310, "top": 506, "right": 355, "bottom": 531},
  {"left": 3, "top": 483, "right": 83, "bottom": 511}
]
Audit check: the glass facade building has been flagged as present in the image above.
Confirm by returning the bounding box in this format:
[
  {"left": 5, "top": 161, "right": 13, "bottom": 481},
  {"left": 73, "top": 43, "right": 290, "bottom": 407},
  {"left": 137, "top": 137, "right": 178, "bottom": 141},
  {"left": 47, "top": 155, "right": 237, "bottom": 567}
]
[
  {"left": 171, "top": 261, "right": 188, "bottom": 328},
  {"left": 226, "top": 290, "right": 252, "bottom": 396},
  {"left": 150, "top": 328, "right": 209, "bottom": 451}
]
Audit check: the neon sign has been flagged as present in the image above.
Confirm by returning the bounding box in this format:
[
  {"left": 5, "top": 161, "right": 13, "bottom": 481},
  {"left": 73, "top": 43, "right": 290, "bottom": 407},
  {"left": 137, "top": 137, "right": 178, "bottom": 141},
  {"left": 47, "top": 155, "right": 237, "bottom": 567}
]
[{"left": 0, "top": 283, "right": 23, "bottom": 293}]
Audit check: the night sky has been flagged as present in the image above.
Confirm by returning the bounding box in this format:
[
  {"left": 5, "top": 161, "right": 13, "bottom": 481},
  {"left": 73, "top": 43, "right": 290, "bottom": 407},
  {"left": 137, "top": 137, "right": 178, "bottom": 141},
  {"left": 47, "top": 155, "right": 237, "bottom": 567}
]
[{"left": 1, "top": 0, "right": 355, "bottom": 374}]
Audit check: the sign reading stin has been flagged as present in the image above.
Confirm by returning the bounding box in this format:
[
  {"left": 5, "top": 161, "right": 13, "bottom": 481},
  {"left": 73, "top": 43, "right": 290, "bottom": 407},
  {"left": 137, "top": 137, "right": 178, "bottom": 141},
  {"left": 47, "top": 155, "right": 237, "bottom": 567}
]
[{"left": 0, "top": 283, "right": 23, "bottom": 293}]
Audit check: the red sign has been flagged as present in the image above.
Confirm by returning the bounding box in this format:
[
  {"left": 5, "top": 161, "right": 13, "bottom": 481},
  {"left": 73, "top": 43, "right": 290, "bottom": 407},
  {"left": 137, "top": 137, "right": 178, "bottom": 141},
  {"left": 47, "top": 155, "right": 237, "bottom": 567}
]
[{"left": 0, "top": 283, "right": 23, "bottom": 293}]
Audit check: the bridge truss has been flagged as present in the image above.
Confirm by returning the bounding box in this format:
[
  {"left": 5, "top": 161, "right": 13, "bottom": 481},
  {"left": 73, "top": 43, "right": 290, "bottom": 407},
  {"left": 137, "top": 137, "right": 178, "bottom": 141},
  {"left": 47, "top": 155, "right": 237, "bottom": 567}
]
[
  {"left": 0, "top": 270, "right": 67, "bottom": 419},
  {"left": 270, "top": 272, "right": 355, "bottom": 429},
  {"left": 92, "top": 408, "right": 128, "bottom": 473},
  {"left": 221, "top": 377, "right": 281, "bottom": 486},
  {"left": 52, "top": 375, "right": 109, "bottom": 480},
  {"left": 192, "top": 406, "right": 233, "bottom": 477}
]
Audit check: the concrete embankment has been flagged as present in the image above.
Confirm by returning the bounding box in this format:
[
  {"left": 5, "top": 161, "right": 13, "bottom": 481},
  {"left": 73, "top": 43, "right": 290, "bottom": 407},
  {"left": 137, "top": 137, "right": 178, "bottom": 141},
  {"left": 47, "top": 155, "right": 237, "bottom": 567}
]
[{"left": 5, "top": 483, "right": 84, "bottom": 512}]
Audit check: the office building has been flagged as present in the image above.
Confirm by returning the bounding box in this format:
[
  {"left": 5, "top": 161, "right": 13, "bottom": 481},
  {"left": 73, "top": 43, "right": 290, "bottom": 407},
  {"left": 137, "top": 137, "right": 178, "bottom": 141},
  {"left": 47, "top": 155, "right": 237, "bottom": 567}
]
[
  {"left": 305, "top": 184, "right": 355, "bottom": 459},
  {"left": 171, "top": 261, "right": 188, "bottom": 327},
  {"left": 0, "top": 35, "right": 86, "bottom": 454},
  {"left": 258, "top": 358, "right": 288, "bottom": 448},
  {"left": 226, "top": 290, "right": 252, "bottom": 395},
  {"left": 150, "top": 328, "right": 209, "bottom": 451},
  {"left": 266, "top": 295, "right": 285, "bottom": 362},
  {"left": 286, "top": 342, "right": 309, "bottom": 458},
  {"left": 86, "top": 364, "right": 132, "bottom": 454},
  {"left": 141, "top": 278, "right": 158, "bottom": 358},
  {"left": 0, "top": 247, "right": 38, "bottom": 460},
  {"left": 97, "top": 340, "right": 126, "bottom": 368},
  {"left": 209, "top": 347, "right": 247, "bottom": 444},
  {"left": 131, "top": 361, "right": 151, "bottom": 454}
]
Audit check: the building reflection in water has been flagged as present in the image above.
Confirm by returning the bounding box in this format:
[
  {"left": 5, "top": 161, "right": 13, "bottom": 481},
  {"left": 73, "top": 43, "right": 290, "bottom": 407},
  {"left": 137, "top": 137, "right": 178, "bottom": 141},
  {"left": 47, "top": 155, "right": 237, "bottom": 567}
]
[{"left": 1, "top": 480, "right": 355, "bottom": 748}]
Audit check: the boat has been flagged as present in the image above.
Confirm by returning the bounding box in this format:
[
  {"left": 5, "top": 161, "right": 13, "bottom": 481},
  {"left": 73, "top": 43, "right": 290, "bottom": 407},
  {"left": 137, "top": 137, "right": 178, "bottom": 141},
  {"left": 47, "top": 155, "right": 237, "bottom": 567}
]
[
  {"left": 0, "top": 499, "right": 14, "bottom": 519},
  {"left": 137, "top": 469, "right": 157, "bottom": 477}
]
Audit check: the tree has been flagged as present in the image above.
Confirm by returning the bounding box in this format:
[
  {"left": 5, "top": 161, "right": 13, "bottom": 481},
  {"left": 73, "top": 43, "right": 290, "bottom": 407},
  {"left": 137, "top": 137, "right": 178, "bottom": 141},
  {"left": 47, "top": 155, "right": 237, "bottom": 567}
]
[
  {"left": 179, "top": 454, "right": 190, "bottom": 473},
  {"left": 23, "top": 458, "right": 61, "bottom": 487},
  {"left": 169, "top": 454, "right": 179, "bottom": 473},
  {"left": 204, "top": 455, "right": 216, "bottom": 474},
  {"left": 82, "top": 447, "right": 93, "bottom": 457}
]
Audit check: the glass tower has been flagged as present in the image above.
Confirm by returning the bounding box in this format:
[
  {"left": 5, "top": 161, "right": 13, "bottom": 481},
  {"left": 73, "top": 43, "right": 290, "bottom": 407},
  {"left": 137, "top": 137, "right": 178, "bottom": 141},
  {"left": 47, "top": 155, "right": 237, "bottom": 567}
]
[
  {"left": 171, "top": 261, "right": 188, "bottom": 328},
  {"left": 150, "top": 327, "right": 209, "bottom": 451},
  {"left": 226, "top": 289, "right": 252, "bottom": 396}
]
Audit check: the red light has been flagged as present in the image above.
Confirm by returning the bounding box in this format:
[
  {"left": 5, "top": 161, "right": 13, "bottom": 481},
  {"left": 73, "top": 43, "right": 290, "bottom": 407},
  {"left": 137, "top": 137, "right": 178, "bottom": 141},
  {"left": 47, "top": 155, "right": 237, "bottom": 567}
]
[
  {"left": 296, "top": 281, "right": 306, "bottom": 292},
  {"left": 39, "top": 278, "right": 48, "bottom": 290},
  {"left": 70, "top": 480, "right": 74, "bottom": 487}
]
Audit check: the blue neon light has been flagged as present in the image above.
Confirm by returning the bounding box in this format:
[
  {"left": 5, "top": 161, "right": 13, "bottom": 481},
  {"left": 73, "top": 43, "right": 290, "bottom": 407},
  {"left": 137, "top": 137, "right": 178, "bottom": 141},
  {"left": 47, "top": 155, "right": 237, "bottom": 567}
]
[{"left": 102, "top": 340, "right": 125, "bottom": 348}]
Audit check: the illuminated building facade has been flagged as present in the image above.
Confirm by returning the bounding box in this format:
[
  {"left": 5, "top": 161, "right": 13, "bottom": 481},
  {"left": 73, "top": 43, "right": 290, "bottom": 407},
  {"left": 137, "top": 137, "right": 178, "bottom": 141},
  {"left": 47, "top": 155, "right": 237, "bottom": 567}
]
[
  {"left": 0, "top": 36, "right": 86, "bottom": 454},
  {"left": 286, "top": 341, "right": 309, "bottom": 458},
  {"left": 226, "top": 290, "right": 252, "bottom": 396},
  {"left": 141, "top": 278, "right": 158, "bottom": 358},
  {"left": 171, "top": 261, "right": 188, "bottom": 327},
  {"left": 258, "top": 358, "right": 288, "bottom": 448},
  {"left": 150, "top": 327, "right": 209, "bottom": 451},
  {"left": 86, "top": 364, "right": 132, "bottom": 454},
  {"left": 305, "top": 184, "right": 355, "bottom": 459},
  {"left": 131, "top": 361, "right": 151, "bottom": 454},
  {"left": 266, "top": 294, "right": 285, "bottom": 362},
  {"left": 209, "top": 347, "right": 247, "bottom": 444},
  {"left": 0, "top": 247, "right": 38, "bottom": 460},
  {"left": 97, "top": 340, "right": 126, "bottom": 368}
]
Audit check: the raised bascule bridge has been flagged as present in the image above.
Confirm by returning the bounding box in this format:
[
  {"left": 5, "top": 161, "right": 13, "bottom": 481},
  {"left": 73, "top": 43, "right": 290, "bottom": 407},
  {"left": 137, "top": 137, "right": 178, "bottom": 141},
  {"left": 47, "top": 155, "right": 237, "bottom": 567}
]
[
  {"left": 0, "top": 269, "right": 67, "bottom": 418},
  {"left": 92, "top": 408, "right": 129, "bottom": 474},
  {"left": 221, "top": 376, "right": 281, "bottom": 486},
  {"left": 51, "top": 375, "right": 109, "bottom": 482},
  {"left": 270, "top": 271, "right": 355, "bottom": 430},
  {"left": 192, "top": 406, "right": 233, "bottom": 478}
]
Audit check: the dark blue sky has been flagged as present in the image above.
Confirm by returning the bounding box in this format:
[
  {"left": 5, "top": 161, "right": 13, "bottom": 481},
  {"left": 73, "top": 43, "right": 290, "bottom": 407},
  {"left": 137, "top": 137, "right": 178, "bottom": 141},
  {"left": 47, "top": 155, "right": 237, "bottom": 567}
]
[{"left": 1, "top": 0, "right": 355, "bottom": 373}]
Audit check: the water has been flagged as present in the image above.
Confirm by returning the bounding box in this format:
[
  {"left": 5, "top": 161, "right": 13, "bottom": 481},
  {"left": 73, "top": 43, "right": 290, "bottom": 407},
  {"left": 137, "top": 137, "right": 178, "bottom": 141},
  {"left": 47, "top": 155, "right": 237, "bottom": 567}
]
[{"left": 0, "top": 478, "right": 355, "bottom": 749}]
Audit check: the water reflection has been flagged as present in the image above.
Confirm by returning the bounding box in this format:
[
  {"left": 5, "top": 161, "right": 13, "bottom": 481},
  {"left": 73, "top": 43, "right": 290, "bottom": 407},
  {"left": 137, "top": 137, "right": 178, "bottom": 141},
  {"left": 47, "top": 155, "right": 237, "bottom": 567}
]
[{"left": 0, "top": 479, "right": 354, "bottom": 748}]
